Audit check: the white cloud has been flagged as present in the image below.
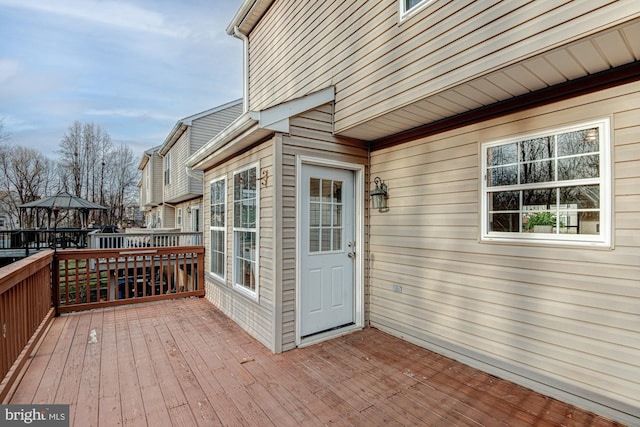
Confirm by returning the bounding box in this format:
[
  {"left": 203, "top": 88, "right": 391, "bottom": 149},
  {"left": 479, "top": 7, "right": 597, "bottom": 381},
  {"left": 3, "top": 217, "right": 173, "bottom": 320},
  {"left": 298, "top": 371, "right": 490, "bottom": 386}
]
[
  {"left": 0, "top": 59, "right": 20, "bottom": 84},
  {"left": 0, "top": 0, "right": 243, "bottom": 160},
  {"left": 0, "top": 0, "right": 189, "bottom": 38},
  {"left": 85, "top": 108, "right": 176, "bottom": 122}
]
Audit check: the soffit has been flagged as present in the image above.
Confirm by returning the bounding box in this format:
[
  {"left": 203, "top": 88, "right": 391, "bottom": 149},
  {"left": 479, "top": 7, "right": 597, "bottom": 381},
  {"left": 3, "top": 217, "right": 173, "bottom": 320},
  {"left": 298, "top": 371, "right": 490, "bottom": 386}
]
[
  {"left": 226, "top": 0, "right": 274, "bottom": 35},
  {"left": 338, "top": 19, "right": 640, "bottom": 141}
]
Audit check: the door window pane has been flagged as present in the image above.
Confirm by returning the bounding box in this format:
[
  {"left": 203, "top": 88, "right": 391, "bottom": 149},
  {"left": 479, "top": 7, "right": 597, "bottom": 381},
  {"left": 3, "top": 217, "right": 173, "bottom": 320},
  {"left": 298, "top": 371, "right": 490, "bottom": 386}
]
[{"left": 309, "top": 177, "right": 343, "bottom": 253}]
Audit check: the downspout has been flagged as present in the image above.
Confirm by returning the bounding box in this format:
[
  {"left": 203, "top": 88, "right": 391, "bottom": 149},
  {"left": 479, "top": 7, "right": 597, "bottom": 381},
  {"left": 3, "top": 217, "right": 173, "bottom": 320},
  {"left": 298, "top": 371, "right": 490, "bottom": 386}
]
[
  {"left": 233, "top": 26, "right": 249, "bottom": 113},
  {"left": 185, "top": 166, "right": 204, "bottom": 181}
]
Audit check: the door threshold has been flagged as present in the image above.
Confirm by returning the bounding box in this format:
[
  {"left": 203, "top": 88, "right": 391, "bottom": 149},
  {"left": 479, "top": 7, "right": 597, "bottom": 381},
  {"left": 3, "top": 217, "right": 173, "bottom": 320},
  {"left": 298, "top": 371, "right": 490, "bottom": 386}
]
[{"left": 298, "top": 323, "right": 360, "bottom": 348}]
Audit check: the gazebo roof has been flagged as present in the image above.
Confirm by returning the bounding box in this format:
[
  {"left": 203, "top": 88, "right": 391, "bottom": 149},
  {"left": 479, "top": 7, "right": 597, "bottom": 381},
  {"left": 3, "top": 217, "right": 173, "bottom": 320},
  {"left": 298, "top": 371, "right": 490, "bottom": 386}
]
[{"left": 19, "top": 191, "right": 107, "bottom": 211}]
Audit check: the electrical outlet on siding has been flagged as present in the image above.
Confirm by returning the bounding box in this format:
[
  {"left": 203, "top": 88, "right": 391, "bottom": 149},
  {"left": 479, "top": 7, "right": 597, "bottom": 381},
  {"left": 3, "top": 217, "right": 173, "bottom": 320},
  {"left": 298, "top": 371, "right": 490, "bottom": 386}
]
[{"left": 392, "top": 284, "right": 403, "bottom": 293}]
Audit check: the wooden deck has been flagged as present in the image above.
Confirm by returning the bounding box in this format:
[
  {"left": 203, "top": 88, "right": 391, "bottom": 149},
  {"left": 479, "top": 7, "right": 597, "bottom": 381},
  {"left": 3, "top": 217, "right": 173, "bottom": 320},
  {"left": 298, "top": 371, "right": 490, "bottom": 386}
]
[{"left": 9, "top": 298, "right": 623, "bottom": 426}]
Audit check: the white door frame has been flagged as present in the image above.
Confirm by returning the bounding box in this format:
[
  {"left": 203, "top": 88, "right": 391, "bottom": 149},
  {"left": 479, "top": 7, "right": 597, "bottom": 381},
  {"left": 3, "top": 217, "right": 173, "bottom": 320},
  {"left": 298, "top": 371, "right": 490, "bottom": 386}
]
[{"left": 295, "top": 156, "right": 365, "bottom": 347}]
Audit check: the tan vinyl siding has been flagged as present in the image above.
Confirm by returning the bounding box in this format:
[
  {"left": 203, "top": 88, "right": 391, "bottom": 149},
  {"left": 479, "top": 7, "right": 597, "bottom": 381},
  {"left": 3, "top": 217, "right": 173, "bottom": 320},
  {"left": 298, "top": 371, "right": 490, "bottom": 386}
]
[
  {"left": 190, "top": 103, "right": 243, "bottom": 151},
  {"left": 186, "top": 104, "right": 243, "bottom": 198},
  {"left": 149, "top": 153, "right": 163, "bottom": 205},
  {"left": 203, "top": 140, "right": 275, "bottom": 352},
  {"left": 368, "top": 81, "right": 640, "bottom": 422},
  {"left": 247, "top": 0, "right": 640, "bottom": 135},
  {"left": 279, "top": 103, "right": 368, "bottom": 351},
  {"left": 163, "top": 130, "right": 191, "bottom": 202},
  {"left": 160, "top": 205, "right": 175, "bottom": 229}
]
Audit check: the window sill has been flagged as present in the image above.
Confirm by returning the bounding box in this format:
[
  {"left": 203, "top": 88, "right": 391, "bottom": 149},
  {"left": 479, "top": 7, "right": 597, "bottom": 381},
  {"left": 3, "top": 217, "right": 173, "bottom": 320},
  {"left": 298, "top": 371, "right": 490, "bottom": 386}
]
[{"left": 481, "top": 235, "right": 613, "bottom": 250}]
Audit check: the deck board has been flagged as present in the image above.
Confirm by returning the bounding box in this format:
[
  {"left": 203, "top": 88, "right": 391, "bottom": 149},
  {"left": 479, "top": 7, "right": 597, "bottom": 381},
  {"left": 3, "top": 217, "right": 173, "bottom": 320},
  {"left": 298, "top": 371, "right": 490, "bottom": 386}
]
[{"left": 9, "top": 298, "right": 625, "bottom": 427}]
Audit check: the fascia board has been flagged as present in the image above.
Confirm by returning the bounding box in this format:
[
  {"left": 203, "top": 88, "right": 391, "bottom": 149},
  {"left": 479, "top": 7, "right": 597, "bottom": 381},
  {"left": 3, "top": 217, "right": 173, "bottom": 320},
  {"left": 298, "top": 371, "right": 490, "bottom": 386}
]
[
  {"left": 186, "top": 112, "right": 257, "bottom": 168},
  {"left": 190, "top": 124, "right": 271, "bottom": 171},
  {"left": 159, "top": 122, "right": 188, "bottom": 155},
  {"left": 226, "top": 0, "right": 274, "bottom": 35},
  {"left": 250, "top": 86, "right": 335, "bottom": 132},
  {"left": 159, "top": 100, "right": 242, "bottom": 155}
]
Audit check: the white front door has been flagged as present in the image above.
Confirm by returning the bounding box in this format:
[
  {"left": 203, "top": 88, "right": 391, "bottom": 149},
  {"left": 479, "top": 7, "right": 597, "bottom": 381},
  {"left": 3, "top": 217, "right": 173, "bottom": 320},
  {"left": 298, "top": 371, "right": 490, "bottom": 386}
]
[{"left": 300, "top": 164, "right": 356, "bottom": 338}]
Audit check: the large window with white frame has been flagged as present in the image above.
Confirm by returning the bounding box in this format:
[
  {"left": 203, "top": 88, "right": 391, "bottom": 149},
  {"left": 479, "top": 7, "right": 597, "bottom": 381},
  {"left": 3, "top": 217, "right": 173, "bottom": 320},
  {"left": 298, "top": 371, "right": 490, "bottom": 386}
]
[
  {"left": 233, "top": 164, "right": 259, "bottom": 296},
  {"left": 210, "top": 177, "right": 226, "bottom": 279},
  {"left": 481, "top": 119, "right": 610, "bottom": 245}
]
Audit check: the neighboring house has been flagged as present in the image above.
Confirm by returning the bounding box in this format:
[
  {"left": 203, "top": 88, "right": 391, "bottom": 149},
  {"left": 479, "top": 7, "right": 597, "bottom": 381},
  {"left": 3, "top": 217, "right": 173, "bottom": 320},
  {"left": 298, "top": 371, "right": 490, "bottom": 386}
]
[
  {"left": 186, "top": 1, "right": 640, "bottom": 424},
  {"left": 159, "top": 100, "right": 242, "bottom": 232},
  {"left": 0, "top": 191, "right": 13, "bottom": 230},
  {"left": 138, "top": 145, "right": 163, "bottom": 228}
]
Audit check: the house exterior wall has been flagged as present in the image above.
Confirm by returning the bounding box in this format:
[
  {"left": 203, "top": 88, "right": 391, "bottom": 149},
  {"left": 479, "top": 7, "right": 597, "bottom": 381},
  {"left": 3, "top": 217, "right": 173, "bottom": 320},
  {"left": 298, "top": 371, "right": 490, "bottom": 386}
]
[
  {"left": 164, "top": 129, "right": 192, "bottom": 203},
  {"left": 160, "top": 204, "right": 175, "bottom": 229},
  {"left": 140, "top": 151, "right": 163, "bottom": 210},
  {"left": 173, "top": 200, "right": 203, "bottom": 232},
  {"left": 188, "top": 103, "right": 244, "bottom": 197},
  {"left": 279, "top": 104, "right": 369, "bottom": 350},
  {"left": 247, "top": 0, "right": 640, "bottom": 135},
  {"left": 368, "top": 81, "right": 640, "bottom": 423},
  {"left": 149, "top": 153, "right": 164, "bottom": 206},
  {"left": 198, "top": 103, "right": 367, "bottom": 353},
  {"left": 202, "top": 139, "right": 276, "bottom": 352},
  {"left": 163, "top": 102, "right": 243, "bottom": 206},
  {"left": 191, "top": 103, "right": 243, "bottom": 150}
]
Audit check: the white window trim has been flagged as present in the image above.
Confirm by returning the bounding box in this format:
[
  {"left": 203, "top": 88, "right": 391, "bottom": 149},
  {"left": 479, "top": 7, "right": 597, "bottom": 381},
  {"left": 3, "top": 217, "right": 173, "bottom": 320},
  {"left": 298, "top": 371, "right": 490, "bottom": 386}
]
[
  {"left": 145, "top": 169, "right": 151, "bottom": 202},
  {"left": 480, "top": 118, "right": 611, "bottom": 247},
  {"left": 399, "top": 0, "right": 434, "bottom": 21},
  {"left": 232, "top": 162, "right": 260, "bottom": 300},
  {"left": 164, "top": 152, "right": 171, "bottom": 185},
  {"left": 209, "top": 176, "right": 226, "bottom": 281},
  {"left": 177, "top": 208, "right": 182, "bottom": 226}
]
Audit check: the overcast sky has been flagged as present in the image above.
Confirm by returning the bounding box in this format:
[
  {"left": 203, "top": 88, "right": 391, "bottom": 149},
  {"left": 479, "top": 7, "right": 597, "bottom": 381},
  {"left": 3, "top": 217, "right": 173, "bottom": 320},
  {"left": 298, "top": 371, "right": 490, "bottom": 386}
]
[{"left": 0, "top": 0, "right": 243, "bottom": 159}]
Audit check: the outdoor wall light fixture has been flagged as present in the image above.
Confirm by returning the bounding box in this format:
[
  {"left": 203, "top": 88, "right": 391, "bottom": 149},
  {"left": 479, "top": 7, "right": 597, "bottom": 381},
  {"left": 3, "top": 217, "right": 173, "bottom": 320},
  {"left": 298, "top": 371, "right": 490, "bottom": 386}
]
[
  {"left": 187, "top": 207, "right": 192, "bottom": 215},
  {"left": 370, "top": 177, "right": 388, "bottom": 211}
]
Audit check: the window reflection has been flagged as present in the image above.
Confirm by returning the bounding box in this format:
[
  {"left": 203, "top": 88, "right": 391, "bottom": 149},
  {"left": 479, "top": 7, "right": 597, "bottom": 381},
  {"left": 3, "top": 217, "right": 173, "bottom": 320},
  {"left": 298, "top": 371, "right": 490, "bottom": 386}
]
[{"left": 486, "top": 124, "right": 603, "bottom": 237}]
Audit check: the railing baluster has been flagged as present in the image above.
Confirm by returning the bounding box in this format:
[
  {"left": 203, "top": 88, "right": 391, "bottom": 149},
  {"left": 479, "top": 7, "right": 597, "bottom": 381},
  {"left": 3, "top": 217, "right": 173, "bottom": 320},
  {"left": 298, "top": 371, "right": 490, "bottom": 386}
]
[{"left": 45, "top": 246, "right": 203, "bottom": 313}]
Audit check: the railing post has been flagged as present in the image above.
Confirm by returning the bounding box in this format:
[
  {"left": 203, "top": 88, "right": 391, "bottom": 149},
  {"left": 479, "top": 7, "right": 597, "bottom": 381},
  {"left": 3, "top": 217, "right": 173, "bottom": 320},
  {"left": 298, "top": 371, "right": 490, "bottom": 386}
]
[
  {"left": 52, "top": 253, "right": 60, "bottom": 316},
  {"left": 22, "top": 230, "right": 30, "bottom": 257}
]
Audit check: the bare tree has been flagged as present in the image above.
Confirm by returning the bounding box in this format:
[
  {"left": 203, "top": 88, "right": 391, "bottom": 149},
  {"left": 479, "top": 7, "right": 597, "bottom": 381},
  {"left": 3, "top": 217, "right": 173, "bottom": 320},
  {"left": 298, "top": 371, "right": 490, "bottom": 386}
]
[
  {"left": 0, "top": 145, "right": 56, "bottom": 228},
  {"left": 58, "top": 122, "right": 137, "bottom": 226},
  {"left": 0, "top": 117, "right": 9, "bottom": 144},
  {"left": 103, "top": 144, "right": 137, "bottom": 225}
]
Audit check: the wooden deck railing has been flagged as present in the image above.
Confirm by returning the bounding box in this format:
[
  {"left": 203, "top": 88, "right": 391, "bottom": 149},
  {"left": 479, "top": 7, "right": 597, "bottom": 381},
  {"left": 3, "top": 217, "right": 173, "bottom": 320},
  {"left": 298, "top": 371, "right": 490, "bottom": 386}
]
[
  {"left": 54, "top": 246, "right": 205, "bottom": 313},
  {"left": 0, "top": 229, "right": 89, "bottom": 254},
  {"left": 87, "top": 231, "right": 202, "bottom": 249},
  {"left": 0, "top": 245, "right": 204, "bottom": 401},
  {"left": 0, "top": 250, "right": 55, "bottom": 402}
]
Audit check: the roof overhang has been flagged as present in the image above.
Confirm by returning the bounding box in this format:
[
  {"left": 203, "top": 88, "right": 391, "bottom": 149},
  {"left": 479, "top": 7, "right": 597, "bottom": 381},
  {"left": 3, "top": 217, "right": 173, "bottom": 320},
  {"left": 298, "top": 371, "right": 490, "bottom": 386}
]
[
  {"left": 186, "top": 113, "right": 270, "bottom": 171},
  {"left": 226, "top": 0, "right": 274, "bottom": 36},
  {"left": 159, "top": 122, "right": 188, "bottom": 156},
  {"left": 187, "top": 86, "right": 336, "bottom": 171},
  {"left": 159, "top": 99, "right": 243, "bottom": 155},
  {"left": 250, "top": 86, "right": 335, "bottom": 132},
  {"left": 137, "top": 145, "right": 161, "bottom": 170},
  {"left": 337, "top": 17, "right": 640, "bottom": 142}
]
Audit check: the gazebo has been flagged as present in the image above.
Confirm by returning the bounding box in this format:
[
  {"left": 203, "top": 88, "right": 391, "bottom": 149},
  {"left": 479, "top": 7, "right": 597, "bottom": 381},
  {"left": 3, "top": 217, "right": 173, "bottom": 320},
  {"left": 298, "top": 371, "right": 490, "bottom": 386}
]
[{"left": 19, "top": 191, "right": 107, "bottom": 230}]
